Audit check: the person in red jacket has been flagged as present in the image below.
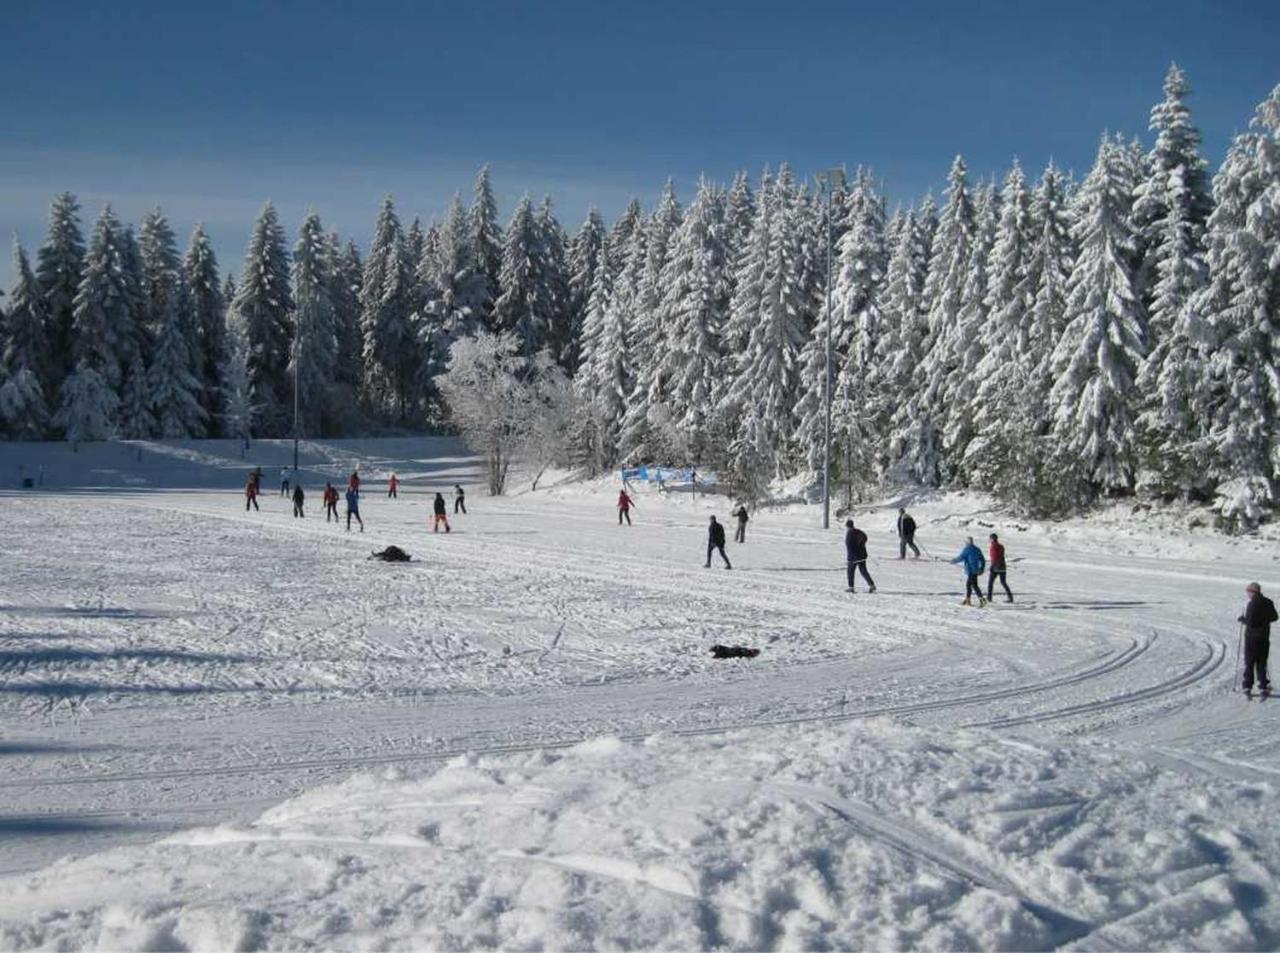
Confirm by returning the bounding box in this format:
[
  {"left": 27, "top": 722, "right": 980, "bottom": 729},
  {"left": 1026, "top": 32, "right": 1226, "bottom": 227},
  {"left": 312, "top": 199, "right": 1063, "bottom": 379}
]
[
  {"left": 244, "top": 476, "right": 260, "bottom": 512},
  {"left": 323, "top": 482, "right": 340, "bottom": 522},
  {"left": 387, "top": 473, "right": 399, "bottom": 499},
  {"left": 987, "top": 533, "right": 1014, "bottom": 603},
  {"left": 348, "top": 470, "right": 361, "bottom": 494},
  {"left": 617, "top": 489, "right": 634, "bottom": 526}
]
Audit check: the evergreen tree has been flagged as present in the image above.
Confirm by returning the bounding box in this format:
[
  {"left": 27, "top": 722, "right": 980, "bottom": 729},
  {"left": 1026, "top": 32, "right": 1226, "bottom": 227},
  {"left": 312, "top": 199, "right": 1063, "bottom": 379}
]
[
  {"left": 606, "top": 199, "right": 643, "bottom": 277},
  {"left": 118, "top": 353, "right": 156, "bottom": 438},
  {"left": 233, "top": 202, "right": 294, "bottom": 434},
  {"left": 659, "top": 178, "right": 729, "bottom": 461},
  {"left": 70, "top": 206, "right": 145, "bottom": 400},
  {"left": 54, "top": 363, "right": 118, "bottom": 444},
  {"left": 291, "top": 213, "right": 339, "bottom": 435},
  {"left": 329, "top": 236, "right": 365, "bottom": 405},
  {"left": 184, "top": 224, "right": 225, "bottom": 433},
  {"left": 361, "top": 197, "right": 418, "bottom": 420},
  {"left": 139, "top": 209, "right": 183, "bottom": 343},
  {"left": 535, "top": 197, "right": 572, "bottom": 367},
  {"left": 470, "top": 165, "right": 504, "bottom": 327},
  {"left": 880, "top": 210, "right": 931, "bottom": 478},
  {"left": 492, "top": 196, "right": 543, "bottom": 354},
  {"left": 565, "top": 208, "right": 606, "bottom": 373},
  {"left": 591, "top": 238, "right": 633, "bottom": 466},
  {"left": 723, "top": 170, "right": 755, "bottom": 268},
  {"left": 148, "top": 289, "right": 206, "bottom": 437},
  {"left": 1049, "top": 137, "right": 1148, "bottom": 492},
  {"left": 35, "top": 192, "right": 85, "bottom": 390},
  {"left": 3, "top": 241, "right": 53, "bottom": 424},
  {"left": 220, "top": 307, "right": 256, "bottom": 445}
]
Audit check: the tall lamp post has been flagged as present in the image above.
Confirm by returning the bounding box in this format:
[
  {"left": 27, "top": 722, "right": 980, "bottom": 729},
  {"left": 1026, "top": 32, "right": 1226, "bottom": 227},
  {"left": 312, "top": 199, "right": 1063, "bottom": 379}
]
[
  {"left": 292, "top": 330, "right": 301, "bottom": 474},
  {"left": 818, "top": 167, "right": 845, "bottom": 531}
]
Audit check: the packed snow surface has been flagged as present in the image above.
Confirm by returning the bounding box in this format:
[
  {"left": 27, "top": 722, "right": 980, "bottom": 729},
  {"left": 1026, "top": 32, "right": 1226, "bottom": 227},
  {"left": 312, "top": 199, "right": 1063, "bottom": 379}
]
[{"left": 0, "top": 438, "right": 1277, "bottom": 951}]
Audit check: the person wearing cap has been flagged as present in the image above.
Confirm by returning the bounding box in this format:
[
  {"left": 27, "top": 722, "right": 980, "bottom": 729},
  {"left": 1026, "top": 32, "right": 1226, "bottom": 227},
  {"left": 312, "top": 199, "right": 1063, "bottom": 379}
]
[
  {"left": 844, "top": 519, "right": 876, "bottom": 593},
  {"left": 1238, "top": 582, "right": 1277, "bottom": 696}
]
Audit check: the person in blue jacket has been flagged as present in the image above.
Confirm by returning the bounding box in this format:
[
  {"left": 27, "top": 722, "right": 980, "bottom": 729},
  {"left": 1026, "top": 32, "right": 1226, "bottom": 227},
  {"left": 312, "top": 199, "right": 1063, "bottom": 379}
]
[{"left": 951, "top": 536, "right": 986, "bottom": 606}]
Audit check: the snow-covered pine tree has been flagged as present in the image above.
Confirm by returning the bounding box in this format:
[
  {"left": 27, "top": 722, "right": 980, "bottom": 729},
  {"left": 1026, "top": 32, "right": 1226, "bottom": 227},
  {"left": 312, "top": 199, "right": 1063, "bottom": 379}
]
[
  {"left": 658, "top": 177, "right": 729, "bottom": 462},
  {"left": 1196, "top": 85, "right": 1280, "bottom": 525},
  {"left": 329, "top": 237, "right": 365, "bottom": 407},
  {"left": 719, "top": 165, "right": 812, "bottom": 479},
  {"left": 796, "top": 170, "right": 887, "bottom": 478},
  {"left": 70, "top": 206, "right": 146, "bottom": 403},
  {"left": 592, "top": 235, "right": 635, "bottom": 466},
  {"left": 565, "top": 208, "right": 606, "bottom": 373},
  {"left": 1133, "top": 64, "right": 1212, "bottom": 326},
  {"left": 361, "top": 197, "right": 418, "bottom": 421},
  {"left": 605, "top": 199, "right": 643, "bottom": 278},
  {"left": 0, "top": 242, "right": 51, "bottom": 437},
  {"left": 940, "top": 179, "right": 1000, "bottom": 479},
  {"left": 54, "top": 363, "right": 118, "bottom": 445},
  {"left": 220, "top": 307, "right": 256, "bottom": 446},
  {"left": 570, "top": 234, "right": 613, "bottom": 472},
  {"left": 1021, "top": 164, "right": 1075, "bottom": 419},
  {"left": 35, "top": 192, "right": 85, "bottom": 391},
  {"left": 469, "top": 165, "right": 504, "bottom": 328},
  {"left": 118, "top": 352, "right": 156, "bottom": 438},
  {"left": 879, "top": 210, "right": 931, "bottom": 479},
  {"left": 534, "top": 197, "right": 572, "bottom": 368},
  {"left": 404, "top": 217, "right": 428, "bottom": 332},
  {"left": 723, "top": 170, "right": 755, "bottom": 271},
  {"left": 619, "top": 180, "right": 682, "bottom": 463},
  {"left": 492, "top": 196, "right": 542, "bottom": 355},
  {"left": 233, "top": 202, "right": 294, "bottom": 434},
  {"left": 1048, "top": 136, "right": 1149, "bottom": 493},
  {"left": 139, "top": 209, "right": 184, "bottom": 345},
  {"left": 720, "top": 169, "right": 773, "bottom": 374},
  {"left": 148, "top": 288, "right": 207, "bottom": 437},
  {"left": 184, "top": 224, "right": 224, "bottom": 434},
  {"left": 290, "top": 213, "right": 339, "bottom": 435}
]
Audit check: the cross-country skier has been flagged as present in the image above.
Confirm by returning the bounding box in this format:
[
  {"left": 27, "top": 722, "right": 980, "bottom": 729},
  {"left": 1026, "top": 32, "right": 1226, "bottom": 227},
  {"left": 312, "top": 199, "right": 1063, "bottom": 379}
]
[
  {"left": 292, "top": 483, "right": 305, "bottom": 518},
  {"left": 454, "top": 483, "right": 466, "bottom": 514},
  {"left": 281, "top": 467, "right": 291, "bottom": 497},
  {"left": 896, "top": 507, "right": 921, "bottom": 559},
  {"left": 986, "top": 533, "right": 1013, "bottom": 603},
  {"left": 1238, "top": 582, "right": 1276, "bottom": 697},
  {"left": 706, "top": 515, "right": 732, "bottom": 569},
  {"left": 952, "top": 536, "right": 986, "bottom": 606},
  {"left": 245, "top": 476, "right": 260, "bottom": 511},
  {"left": 388, "top": 473, "right": 399, "bottom": 499},
  {"left": 733, "top": 504, "right": 749, "bottom": 543},
  {"left": 844, "top": 519, "right": 876, "bottom": 593},
  {"left": 323, "top": 482, "right": 339, "bottom": 522},
  {"left": 617, "top": 489, "right": 634, "bottom": 526},
  {"left": 432, "top": 492, "right": 451, "bottom": 533},
  {"left": 348, "top": 470, "right": 360, "bottom": 494},
  {"left": 346, "top": 487, "right": 363, "bottom": 532}
]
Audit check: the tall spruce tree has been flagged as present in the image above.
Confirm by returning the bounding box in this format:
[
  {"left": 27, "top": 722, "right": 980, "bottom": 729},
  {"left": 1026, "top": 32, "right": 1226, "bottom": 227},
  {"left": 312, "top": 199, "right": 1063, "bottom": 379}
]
[
  {"left": 35, "top": 192, "right": 85, "bottom": 391},
  {"left": 232, "top": 202, "right": 294, "bottom": 434},
  {"left": 565, "top": 208, "right": 606, "bottom": 373},
  {"left": 184, "top": 224, "right": 224, "bottom": 433},
  {"left": 361, "top": 197, "right": 418, "bottom": 420},
  {"left": 1, "top": 242, "right": 51, "bottom": 437},
  {"left": 469, "top": 166, "right": 504, "bottom": 328}
]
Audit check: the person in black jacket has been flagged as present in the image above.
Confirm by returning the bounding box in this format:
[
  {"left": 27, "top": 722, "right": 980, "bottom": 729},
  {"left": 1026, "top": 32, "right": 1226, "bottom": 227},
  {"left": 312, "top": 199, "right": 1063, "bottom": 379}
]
[
  {"left": 844, "top": 519, "right": 876, "bottom": 593},
  {"left": 1239, "top": 582, "right": 1277, "bottom": 696},
  {"left": 292, "top": 483, "right": 305, "bottom": 518},
  {"left": 432, "top": 492, "right": 451, "bottom": 533},
  {"left": 732, "top": 504, "right": 749, "bottom": 543},
  {"left": 454, "top": 483, "right": 467, "bottom": 514},
  {"left": 896, "top": 507, "right": 920, "bottom": 559},
  {"left": 705, "top": 516, "right": 732, "bottom": 569}
]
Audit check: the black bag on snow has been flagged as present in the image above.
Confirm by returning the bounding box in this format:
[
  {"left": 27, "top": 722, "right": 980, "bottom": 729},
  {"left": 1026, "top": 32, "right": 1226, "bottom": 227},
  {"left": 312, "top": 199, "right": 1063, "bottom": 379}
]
[{"left": 371, "top": 545, "right": 412, "bottom": 562}]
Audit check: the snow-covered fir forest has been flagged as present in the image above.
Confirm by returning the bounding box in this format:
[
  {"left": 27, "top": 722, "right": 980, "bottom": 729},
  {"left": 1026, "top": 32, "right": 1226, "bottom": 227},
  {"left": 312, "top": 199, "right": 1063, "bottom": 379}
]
[{"left": 2, "top": 66, "right": 1277, "bottom": 527}]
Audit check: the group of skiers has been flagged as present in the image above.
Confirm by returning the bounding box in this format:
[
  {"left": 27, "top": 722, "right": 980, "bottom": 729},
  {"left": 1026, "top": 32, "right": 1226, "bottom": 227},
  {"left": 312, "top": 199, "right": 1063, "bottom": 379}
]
[{"left": 241, "top": 467, "right": 467, "bottom": 535}]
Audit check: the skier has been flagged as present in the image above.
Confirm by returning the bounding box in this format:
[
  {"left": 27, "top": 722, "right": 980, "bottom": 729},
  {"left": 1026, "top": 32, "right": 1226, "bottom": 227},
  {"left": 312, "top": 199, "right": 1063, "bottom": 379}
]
[
  {"left": 896, "top": 507, "right": 921, "bottom": 559},
  {"left": 986, "top": 533, "right": 1014, "bottom": 603},
  {"left": 454, "top": 483, "right": 466, "bottom": 514},
  {"left": 281, "top": 467, "right": 291, "bottom": 497},
  {"left": 345, "top": 486, "right": 363, "bottom": 532},
  {"left": 951, "top": 536, "right": 987, "bottom": 606},
  {"left": 292, "top": 483, "right": 305, "bottom": 518},
  {"left": 432, "top": 492, "right": 451, "bottom": 533},
  {"left": 844, "top": 519, "right": 876, "bottom": 593},
  {"left": 348, "top": 469, "right": 360, "bottom": 494},
  {"left": 733, "top": 503, "right": 749, "bottom": 543},
  {"left": 387, "top": 473, "right": 399, "bottom": 499},
  {"left": 244, "top": 476, "right": 260, "bottom": 512},
  {"left": 1238, "top": 581, "right": 1277, "bottom": 697},
  {"left": 323, "top": 482, "right": 339, "bottom": 522},
  {"left": 617, "top": 489, "right": 634, "bottom": 526},
  {"left": 706, "top": 515, "right": 732, "bottom": 569}
]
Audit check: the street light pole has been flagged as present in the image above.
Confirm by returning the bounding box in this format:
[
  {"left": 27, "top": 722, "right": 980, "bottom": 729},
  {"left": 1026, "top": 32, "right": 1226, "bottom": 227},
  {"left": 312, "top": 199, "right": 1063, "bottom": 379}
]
[
  {"left": 292, "top": 331, "right": 300, "bottom": 474},
  {"left": 820, "top": 167, "right": 844, "bottom": 531}
]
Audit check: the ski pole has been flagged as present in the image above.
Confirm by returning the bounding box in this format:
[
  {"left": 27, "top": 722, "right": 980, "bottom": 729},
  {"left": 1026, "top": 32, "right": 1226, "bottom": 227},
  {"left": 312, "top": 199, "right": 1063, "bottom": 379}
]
[{"left": 1232, "top": 622, "right": 1243, "bottom": 693}]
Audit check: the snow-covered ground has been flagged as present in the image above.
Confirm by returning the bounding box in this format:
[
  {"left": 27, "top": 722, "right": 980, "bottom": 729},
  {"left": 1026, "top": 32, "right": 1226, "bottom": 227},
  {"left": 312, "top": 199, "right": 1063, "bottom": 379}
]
[{"left": 0, "top": 439, "right": 1277, "bottom": 950}]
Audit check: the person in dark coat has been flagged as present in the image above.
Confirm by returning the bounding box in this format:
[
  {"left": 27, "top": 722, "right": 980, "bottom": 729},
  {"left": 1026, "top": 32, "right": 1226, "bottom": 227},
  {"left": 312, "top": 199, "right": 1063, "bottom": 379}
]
[
  {"left": 454, "top": 483, "right": 467, "bottom": 514},
  {"left": 986, "top": 533, "right": 1013, "bottom": 603},
  {"left": 1239, "top": 581, "right": 1277, "bottom": 695},
  {"left": 732, "top": 504, "right": 749, "bottom": 543},
  {"left": 292, "top": 483, "right": 305, "bottom": 518},
  {"left": 345, "top": 487, "right": 363, "bottom": 532},
  {"left": 706, "top": 515, "right": 732, "bottom": 568},
  {"left": 432, "top": 492, "right": 451, "bottom": 533},
  {"left": 844, "top": 519, "right": 876, "bottom": 593},
  {"left": 896, "top": 507, "right": 920, "bottom": 559}
]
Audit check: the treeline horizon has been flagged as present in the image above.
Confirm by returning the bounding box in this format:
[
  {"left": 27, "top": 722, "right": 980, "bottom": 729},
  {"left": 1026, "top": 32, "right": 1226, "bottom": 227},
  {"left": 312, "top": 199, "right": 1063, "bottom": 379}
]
[{"left": 1, "top": 65, "right": 1277, "bottom": 527}]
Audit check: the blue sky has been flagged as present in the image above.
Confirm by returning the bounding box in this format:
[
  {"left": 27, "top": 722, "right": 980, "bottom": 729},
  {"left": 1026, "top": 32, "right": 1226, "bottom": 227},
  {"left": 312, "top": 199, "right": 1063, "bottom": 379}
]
[{"left": 2, "top": 0, "right": 1277, "bottom": 284}]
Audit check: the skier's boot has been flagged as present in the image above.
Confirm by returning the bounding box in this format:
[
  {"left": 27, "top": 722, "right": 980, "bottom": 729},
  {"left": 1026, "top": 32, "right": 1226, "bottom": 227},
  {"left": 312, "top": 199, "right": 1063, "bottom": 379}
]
[
  {"left": 846, "top": 587, "right": 856, "bottom": 594},
  {"left": 868, "top": 585, "right": 876, "bottom": 593},
  {"left": 961, "top": 597, "right": 972, "bottom": 606},
  {"left": 979, "top": 596, "right": 988, "bottom": 608}
]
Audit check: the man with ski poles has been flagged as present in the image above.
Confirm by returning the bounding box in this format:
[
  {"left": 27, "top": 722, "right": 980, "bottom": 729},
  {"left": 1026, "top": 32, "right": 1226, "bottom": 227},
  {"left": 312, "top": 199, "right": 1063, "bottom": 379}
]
[
  {"left": 1238, "top": 581, "right": 1276, "bottom": 698},
  {"left": 844, "top": 519, "right": 876, "bottom": 593}
]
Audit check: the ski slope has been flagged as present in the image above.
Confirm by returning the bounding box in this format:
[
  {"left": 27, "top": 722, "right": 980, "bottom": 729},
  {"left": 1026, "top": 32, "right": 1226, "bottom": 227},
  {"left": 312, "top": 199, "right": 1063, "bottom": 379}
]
[{"left": 0, "top": 438, "right": 1277, "bottom": 950}]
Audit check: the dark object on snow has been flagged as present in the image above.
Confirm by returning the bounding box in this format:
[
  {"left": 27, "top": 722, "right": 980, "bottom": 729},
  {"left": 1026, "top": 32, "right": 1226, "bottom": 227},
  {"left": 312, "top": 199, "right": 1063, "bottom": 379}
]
[
  {"left": 371, "top": 545, "right": 412, "bottom": 562},
  {"left": 710, "top": 644, "right": 759, "bottom": 659}
]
